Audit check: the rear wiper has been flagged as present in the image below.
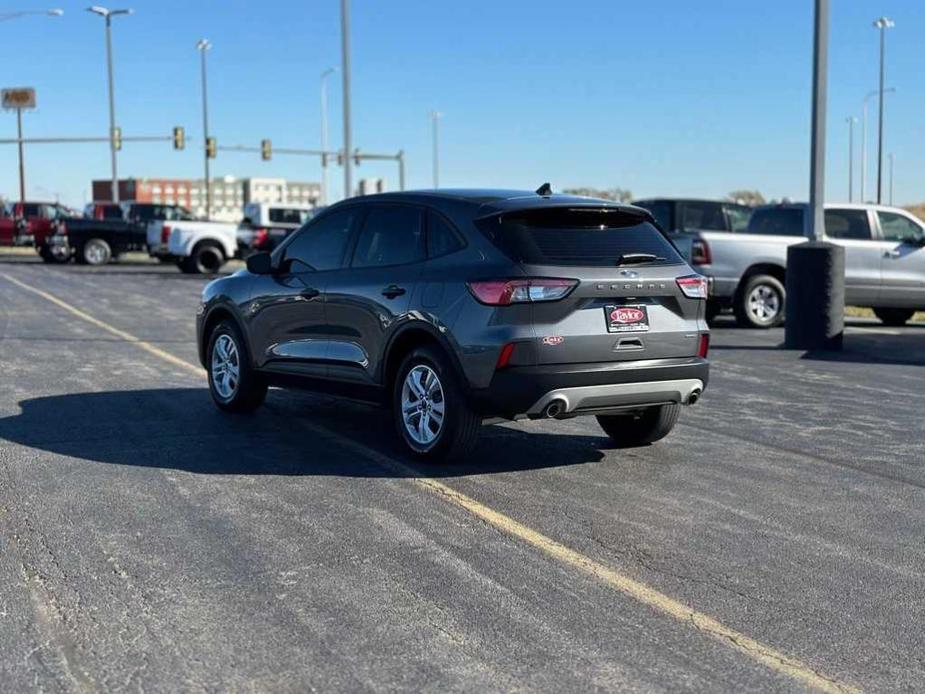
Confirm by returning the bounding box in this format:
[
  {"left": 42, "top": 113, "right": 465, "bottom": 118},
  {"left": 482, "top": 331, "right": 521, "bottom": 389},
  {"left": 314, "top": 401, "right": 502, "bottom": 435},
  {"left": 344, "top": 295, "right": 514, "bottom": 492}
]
[{"left": 617, "top": 253, "right": 664, "bottom": 266}]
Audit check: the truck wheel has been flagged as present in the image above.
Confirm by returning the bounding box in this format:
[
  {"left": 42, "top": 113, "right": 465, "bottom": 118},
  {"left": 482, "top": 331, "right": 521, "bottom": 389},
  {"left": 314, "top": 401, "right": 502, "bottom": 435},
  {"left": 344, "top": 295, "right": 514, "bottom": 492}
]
[
  {"left": 183, "top": 242, "right": 225, "bottom": 274},
  {"left": 39, "top": 245, "right": 70, "bottom": 264},
  {"left": 873, "top": 308, "right": 914, "bottom": 327},
  {"left": 597, "top": 404, "right": 680, "bottom": 447},
  {"left": 734, "top": 274, "right": 785, "bottom": 329},
  {"left": 82, "top": 238, "right": 112, "bottom": 266},
  {"left": 207, "top": 320, "right": 267, "bottom": 413},
  {"left": 393, "top": 346, "right": 481, "bottom": 462}
]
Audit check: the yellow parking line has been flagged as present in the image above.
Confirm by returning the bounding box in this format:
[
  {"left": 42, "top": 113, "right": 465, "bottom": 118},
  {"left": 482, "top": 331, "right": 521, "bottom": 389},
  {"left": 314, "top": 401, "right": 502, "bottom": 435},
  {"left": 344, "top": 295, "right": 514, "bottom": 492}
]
[{"left": 2, "top": 272, "right": 859, "bottom": 693}]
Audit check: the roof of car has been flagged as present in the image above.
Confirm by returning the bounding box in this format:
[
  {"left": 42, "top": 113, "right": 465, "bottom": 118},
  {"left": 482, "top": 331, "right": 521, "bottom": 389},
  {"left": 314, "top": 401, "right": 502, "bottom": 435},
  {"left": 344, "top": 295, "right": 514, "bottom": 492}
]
[{"left": 337, "top": 189, "right": 649, "bottom": 217}]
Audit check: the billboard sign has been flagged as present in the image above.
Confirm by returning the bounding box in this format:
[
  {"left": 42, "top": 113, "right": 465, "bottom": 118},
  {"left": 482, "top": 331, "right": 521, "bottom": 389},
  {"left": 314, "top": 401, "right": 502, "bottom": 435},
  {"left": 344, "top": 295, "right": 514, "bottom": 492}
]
[{"left": 2, "top": 88, "right": 36, "bottom": 110}]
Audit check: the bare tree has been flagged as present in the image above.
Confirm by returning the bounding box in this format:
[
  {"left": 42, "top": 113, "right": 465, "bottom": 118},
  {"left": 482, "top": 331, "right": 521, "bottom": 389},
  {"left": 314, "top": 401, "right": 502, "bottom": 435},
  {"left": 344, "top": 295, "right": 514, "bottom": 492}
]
[
  {"left": 564, "top": 187, "right": 634, "bottom": 203},
  {"left": 727, "top": 190, "right": 766, "bottom": 206}
]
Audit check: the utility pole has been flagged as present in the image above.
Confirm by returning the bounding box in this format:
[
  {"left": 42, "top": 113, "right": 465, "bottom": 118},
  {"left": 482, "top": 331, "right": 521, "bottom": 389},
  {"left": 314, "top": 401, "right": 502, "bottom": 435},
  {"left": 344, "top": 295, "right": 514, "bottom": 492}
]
[
  {"left": 16, "top": 108, "right": 25, "bottom": 205},
  {"left": 197, "top": 39, "right": 212, "bottom": 219},
  {"left": 340, "top": 0, "right": 352, "bottom": 199},
  {"left": 429, "top": 110, "right": 442, "bottom": 188},
  {"left": 320, "top": 67, "right": 337, "bottom": 205},
  {"left": 785, "top": 0, "right": 844, "bottom": 352},
  {"left": 845, "top": 116, "right": 857, "bottom": 202},
  {"left": 873, "top": 17, "right": 894, "bottom": 204},
  {"left": 888, "top": 153, "right": 894, "bottom": 205},
  {"left": 87, "top": 6, "right": 132, "bottom": 203}
]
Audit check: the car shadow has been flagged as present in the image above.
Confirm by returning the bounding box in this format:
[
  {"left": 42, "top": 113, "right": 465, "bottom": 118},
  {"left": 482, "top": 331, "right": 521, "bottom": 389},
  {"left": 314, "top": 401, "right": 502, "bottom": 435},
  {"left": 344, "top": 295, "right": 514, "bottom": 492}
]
[
  {"left": 710, "top": 334, "right": 925, "bottom": 366},
  {"left": 0, "top": 388, "right": 608, "bottom": 478}
]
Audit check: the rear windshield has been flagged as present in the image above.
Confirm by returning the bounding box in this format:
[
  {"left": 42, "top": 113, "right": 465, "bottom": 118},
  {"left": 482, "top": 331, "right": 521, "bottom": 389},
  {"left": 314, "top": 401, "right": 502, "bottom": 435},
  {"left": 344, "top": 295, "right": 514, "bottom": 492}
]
[
  {"left": 477, "top": 207, "right": 683, "bottom": 267},
  {"left": 746, "top": 208, "right": 804, "bottom": 236}
]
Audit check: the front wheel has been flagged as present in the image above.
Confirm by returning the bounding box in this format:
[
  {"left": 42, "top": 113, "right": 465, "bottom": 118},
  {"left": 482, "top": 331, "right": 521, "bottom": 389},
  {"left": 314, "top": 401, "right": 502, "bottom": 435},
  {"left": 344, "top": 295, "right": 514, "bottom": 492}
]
[
  {"left": 39, "top": 244, "right": 70, "bottom": 264},
  {"left": 207, "top": 321, "right": 267, "bottom": 413},
  {"left": 873, "top": 308, "right": 914, "bottom": 327},
  {"left": 735, "top": 274, "right": 785, "bottom": 328},
  {"left": 597, "top": 404, "right": 681, "bottom": 447},
  {"left": 393, "top": 347, "right": 480, "bottom": 461}
]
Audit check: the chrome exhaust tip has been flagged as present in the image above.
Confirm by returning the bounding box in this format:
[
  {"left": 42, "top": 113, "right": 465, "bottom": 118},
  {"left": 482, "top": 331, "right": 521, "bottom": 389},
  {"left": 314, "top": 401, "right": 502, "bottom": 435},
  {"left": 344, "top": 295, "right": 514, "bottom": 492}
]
[
  {"left": 688, "top": 389, "right": 702, "bottom": 405},
  {"left": 543, "top": 399, "right": 567, "bottom": 419}
]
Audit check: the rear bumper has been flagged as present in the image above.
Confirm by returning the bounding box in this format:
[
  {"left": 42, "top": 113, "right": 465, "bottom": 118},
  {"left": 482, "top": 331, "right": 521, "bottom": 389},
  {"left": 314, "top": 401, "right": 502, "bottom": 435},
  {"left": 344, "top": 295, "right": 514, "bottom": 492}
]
[{"left": 471, "top": 357, "right": 709, "bottom": 419}]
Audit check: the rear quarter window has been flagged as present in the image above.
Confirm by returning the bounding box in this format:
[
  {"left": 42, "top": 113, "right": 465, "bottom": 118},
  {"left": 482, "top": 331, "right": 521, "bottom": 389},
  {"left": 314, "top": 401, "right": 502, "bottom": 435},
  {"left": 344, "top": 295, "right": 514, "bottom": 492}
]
[{"left": 477, "top": 208, "right": 683, "bottom": 267}]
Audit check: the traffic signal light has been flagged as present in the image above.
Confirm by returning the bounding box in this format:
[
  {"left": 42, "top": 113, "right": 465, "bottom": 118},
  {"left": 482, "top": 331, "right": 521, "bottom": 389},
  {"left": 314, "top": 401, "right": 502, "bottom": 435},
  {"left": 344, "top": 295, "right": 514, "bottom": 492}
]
[
  {"left": 353, "top": 149, "right": 362, "bottom": 166},
  {"left": 336, "top": 150, "right": 344, "bottom": 166},
  {"left": 261, "top": 139, "right": 272, "bottom": 161},
  {"left": 172, "top": 126, "right": 185, "bottom": 150},
  {"left": 206, "top": 137, "right": 217, "bottom": 159},
  {"left": 112, "top": 126, "right": 122, "bottom": 151}
]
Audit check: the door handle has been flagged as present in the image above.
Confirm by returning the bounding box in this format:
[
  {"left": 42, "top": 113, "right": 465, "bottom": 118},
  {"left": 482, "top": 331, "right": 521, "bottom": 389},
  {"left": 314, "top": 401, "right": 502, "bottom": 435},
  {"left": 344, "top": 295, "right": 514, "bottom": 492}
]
[
  {"left": 300, "top": 287, "right": 320, "bottom": 299},
  {"left": 884, "top": 250, "right": 901, "bottom": 259},
  {"left": 381, "top": 285, "right": 406, "bottom": 299}
]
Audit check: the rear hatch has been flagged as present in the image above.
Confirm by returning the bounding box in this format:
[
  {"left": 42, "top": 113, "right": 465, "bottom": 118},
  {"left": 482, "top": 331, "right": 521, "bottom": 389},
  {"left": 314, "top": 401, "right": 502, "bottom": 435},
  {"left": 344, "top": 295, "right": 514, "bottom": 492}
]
[{"left": 477, "top": 206, "right": 705, "bottom": 365}]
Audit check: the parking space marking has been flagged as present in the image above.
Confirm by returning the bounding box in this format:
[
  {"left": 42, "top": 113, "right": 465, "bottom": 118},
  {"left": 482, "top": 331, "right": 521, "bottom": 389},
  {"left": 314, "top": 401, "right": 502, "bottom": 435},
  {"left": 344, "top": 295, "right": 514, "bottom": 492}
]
[{"left": 2, "top": 272, "right": 859, "bottom": 694}]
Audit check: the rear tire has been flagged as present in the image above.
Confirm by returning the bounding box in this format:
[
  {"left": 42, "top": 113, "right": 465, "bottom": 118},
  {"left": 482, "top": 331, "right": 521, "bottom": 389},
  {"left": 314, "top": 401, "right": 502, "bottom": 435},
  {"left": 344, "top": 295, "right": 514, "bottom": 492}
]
[
  {"left": 392, "top": 346, "right": 480, "bottom": 462},
  {"left": 207, "top": 320, "right": 267, "bottom": 413},
  {"left": 597, "top": 404, "right": 681, "bottom": 447},
  {"left": 182, "top": 242, "right": 225, "bottom": 274},
  {"left": 82, "top": 238, "right": 112, "bottom": 266},
  {"left": 39, "top": 244, "right": 70, "bottom": 264},
  {"left": 735, "top": 274, "right": 785, "bottom": 328},
  {"left": 873, "top": 308, "right": 914, "bottom": 326}
]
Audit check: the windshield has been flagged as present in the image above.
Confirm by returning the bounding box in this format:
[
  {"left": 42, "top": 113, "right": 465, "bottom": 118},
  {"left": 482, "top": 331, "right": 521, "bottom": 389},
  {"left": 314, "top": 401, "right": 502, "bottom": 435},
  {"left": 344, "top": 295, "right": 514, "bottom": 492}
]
[{"left": 478, "top": 207, "right": 683, "bottom": 267}]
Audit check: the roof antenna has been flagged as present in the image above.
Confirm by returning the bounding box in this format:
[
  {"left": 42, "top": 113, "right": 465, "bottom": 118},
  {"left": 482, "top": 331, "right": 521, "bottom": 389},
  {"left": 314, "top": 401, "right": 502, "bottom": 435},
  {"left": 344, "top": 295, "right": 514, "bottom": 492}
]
[{"left": 535, "top": 182, "right": 553, "bottom": 197}]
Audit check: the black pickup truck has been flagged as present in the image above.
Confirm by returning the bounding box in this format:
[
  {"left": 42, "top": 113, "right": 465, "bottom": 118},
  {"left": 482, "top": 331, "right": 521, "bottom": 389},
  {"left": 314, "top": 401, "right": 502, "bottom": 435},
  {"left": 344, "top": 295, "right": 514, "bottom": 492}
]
[{"left": 42, "top": 203, "right": 195, "bottom": 265}]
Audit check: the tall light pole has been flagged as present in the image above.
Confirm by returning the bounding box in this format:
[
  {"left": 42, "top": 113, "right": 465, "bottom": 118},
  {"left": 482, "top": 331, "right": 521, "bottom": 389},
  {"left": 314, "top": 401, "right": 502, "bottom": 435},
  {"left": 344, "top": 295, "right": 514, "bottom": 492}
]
[
  {"left": 0, "top": 8, "right": 63, "bottom": 22},
  {"left": 429, "top": 110, "right": 442, "bottom": 188},
  {"left": 87, "top": 6, "right": 132, "bottom": 204},
  {"left": 785, "top": 0, "right": 844, "bottom": 352},
  {"left": 197, "top": 39, "right": 212, "bottom": 219},
  {"left": 873, "top": 16, "right": 894, "bottom": 204},
  {"left": 845, "top": 116, "right": 857, "bottom": 202},
  {"left": 340, "top": 0, "right": 352, "bottom": 199},
  {"left": 861, "top": 87, "right": 894, "bottom": 203},
  {"left": 319, "top": 67, "right": 337, "bottom": 206}
]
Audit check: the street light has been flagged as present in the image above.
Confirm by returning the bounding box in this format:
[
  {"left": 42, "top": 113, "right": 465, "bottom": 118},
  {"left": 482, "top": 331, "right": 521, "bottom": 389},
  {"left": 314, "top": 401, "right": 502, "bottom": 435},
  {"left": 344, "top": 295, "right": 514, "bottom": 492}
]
[
  {"left": 861, "top": 87, "right": 894, "bottom": 202},
  {"left": 87, "top": 5, "right": 133, "bottom": 204},
  {"left": 197, "top": 38, "right": 212, "bottom": 219},
  {"left": 319, "top": 67, "right": 337, "bottom": 205},
  {"left": 888, "top": 152, "right": 894, "bottom": 206},
  {"left": 872, "top": 16, "right": 894, "bottom": 204},
  {"left": 0, "top": 8, "right": 63, "bottom": 21},
  {"left": 845, "top": 116, "right": 857, "bottom": 202},
  {"left": 340, "top": 0, "right": 352, "bottom": 199},
  {"left": 429, "top": 110, "right": 442, "bottom": 189}
]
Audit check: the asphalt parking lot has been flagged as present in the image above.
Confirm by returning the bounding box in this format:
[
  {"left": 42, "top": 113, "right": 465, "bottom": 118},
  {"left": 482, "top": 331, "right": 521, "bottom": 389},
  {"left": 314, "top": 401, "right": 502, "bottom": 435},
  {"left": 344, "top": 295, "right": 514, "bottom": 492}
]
[{"left": 0, "top": 252, "right": 923, "bottom": 692}]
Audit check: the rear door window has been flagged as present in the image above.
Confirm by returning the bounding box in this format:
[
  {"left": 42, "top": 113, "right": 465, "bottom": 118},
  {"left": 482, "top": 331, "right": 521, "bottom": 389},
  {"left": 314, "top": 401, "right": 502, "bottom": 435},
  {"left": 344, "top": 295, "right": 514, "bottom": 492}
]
[
  {"left": 478, "top": 207, "right": 683, "bottom": 267},
  {"left": 746, "top": 208, "right": 804, "bottom": 236},
  {"left": 825, "top": 209, "right": 872, "bottom": 240},
  {"left": 351, "top": 205, "right": 425, "bottom": 268}
]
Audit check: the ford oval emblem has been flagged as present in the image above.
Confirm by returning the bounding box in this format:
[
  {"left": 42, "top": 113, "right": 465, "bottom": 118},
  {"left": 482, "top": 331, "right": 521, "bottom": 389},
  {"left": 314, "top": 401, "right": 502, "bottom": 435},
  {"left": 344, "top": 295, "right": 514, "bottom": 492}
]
[{"left": 619, "top": 269, "right": 640, "bottom": 278}]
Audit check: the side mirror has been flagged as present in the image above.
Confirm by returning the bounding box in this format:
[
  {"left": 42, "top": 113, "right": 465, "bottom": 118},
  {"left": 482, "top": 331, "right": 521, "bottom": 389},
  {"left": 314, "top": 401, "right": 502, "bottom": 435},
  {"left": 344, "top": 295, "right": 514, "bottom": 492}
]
[{"left": 246, "top": 251, "right": 273, "bottom": 275}]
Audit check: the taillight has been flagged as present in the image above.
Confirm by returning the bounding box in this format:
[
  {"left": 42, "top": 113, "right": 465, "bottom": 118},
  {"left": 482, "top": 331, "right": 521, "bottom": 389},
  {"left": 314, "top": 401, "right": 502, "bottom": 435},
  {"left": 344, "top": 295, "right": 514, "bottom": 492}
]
[
  {"left": 677, "top": 275, "right": 708, "bottom": 300},
  {"left": 254, "top": 228, "right": 269, "bottom": 248},
  {"left": 467, "top": 278, "right": 577, "bottom": 306},
  {"left": 161, "top": 224, "right": 172, "bottom": 244},
  {"left": 697, "top": 333, "right": 710, "bottom": 358},
  {"left": 691, "top": 239, "right": 711, "bottom": 265},
  {"left": 496, "top": 342, "right": 516, "bottom": 369}
]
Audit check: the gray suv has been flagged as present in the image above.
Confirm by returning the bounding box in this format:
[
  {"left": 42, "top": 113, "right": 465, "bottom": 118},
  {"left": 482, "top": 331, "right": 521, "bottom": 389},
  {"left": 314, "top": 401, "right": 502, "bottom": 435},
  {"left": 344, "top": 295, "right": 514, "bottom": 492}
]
[{"left": 196, "top": 188, "right": 710, "bottom": 460}]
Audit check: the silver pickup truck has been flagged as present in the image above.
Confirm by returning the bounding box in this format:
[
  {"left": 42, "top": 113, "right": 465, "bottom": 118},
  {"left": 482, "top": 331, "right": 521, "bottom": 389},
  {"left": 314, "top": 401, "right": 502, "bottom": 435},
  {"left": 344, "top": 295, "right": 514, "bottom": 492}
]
[{"left": 691, "top": 203, "right": 925, "bottom": 327}]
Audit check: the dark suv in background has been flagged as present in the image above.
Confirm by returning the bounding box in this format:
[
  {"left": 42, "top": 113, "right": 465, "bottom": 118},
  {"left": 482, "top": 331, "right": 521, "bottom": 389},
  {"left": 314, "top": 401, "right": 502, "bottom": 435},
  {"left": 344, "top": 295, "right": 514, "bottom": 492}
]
[{"left": 197, "top": 189, "right": 710, "bottom": 460}]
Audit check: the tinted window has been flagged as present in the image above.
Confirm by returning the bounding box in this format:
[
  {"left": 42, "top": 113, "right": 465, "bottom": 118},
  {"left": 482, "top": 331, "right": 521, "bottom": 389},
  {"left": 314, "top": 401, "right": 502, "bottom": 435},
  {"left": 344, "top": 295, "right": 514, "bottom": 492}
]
[
  {"left": 478, "top": 208, "right": 683, "bottom": 267},
  {"left": 352, "top": 206, "right": 425, "bottom": 268},
  {"left": 825, "top": 209, "right": 871, "bottom": 240},
  {"left": 427, "top": 211, "right": 464, "bottom": 257},
  {"left": 22, "top": 204, "right": 40, "bottom": 218},
  {"left": 635, "top": 201, "right": 672, "bottom": 231},
  {"left": 746, "top": 208, "right": 804, "bottom": 236},
  {"left": 878, "top": 211, "right": 924, "bottom": 243},
  {"left": 682, "top": 202, "right": 726, "bottom": 231},
  {"left": 269, "top": 208, "right": 311, "bottom": 225},
  {"left": 283, "top": 208, "right": 357, "bottom": 271},
  {"left": 724, "top": 204, "right": 751, "bottom": 232}
]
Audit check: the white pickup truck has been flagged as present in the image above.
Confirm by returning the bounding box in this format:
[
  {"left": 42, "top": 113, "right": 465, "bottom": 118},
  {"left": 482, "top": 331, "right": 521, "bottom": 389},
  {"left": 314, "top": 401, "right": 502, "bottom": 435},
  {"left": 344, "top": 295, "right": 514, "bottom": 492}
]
[
  {"left": 692, "top": 203, "right": 925, "bottom": 328},
  {"left": 149, "top": 220, "right": 240, "bottom": 274}
]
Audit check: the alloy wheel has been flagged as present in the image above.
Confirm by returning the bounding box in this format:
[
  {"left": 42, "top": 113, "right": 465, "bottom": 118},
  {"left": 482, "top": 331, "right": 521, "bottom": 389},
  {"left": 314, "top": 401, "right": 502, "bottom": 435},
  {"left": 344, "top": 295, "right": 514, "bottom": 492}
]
[
  {"left": 401, "top": 365, "right": 445, "bottom": 446},
  {"left": 747, "top": 284, "right": 781, "bottom": 324},
  {"left": 211, "top": 334, "right": 240, "bottom": 400}
]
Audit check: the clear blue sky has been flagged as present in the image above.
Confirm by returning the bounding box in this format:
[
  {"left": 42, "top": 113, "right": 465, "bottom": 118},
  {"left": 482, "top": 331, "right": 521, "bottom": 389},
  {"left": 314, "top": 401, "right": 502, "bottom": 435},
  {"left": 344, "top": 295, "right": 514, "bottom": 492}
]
[{"left": 2, "top": 0, "right": 923, "bottom": 207}]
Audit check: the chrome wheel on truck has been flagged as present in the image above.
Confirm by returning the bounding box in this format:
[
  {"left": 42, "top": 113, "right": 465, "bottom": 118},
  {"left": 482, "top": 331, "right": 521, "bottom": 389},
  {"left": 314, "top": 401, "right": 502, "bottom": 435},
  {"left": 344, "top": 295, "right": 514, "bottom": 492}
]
[{"left": 735, "top": 274, "right": 785, "bottom": 328}]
